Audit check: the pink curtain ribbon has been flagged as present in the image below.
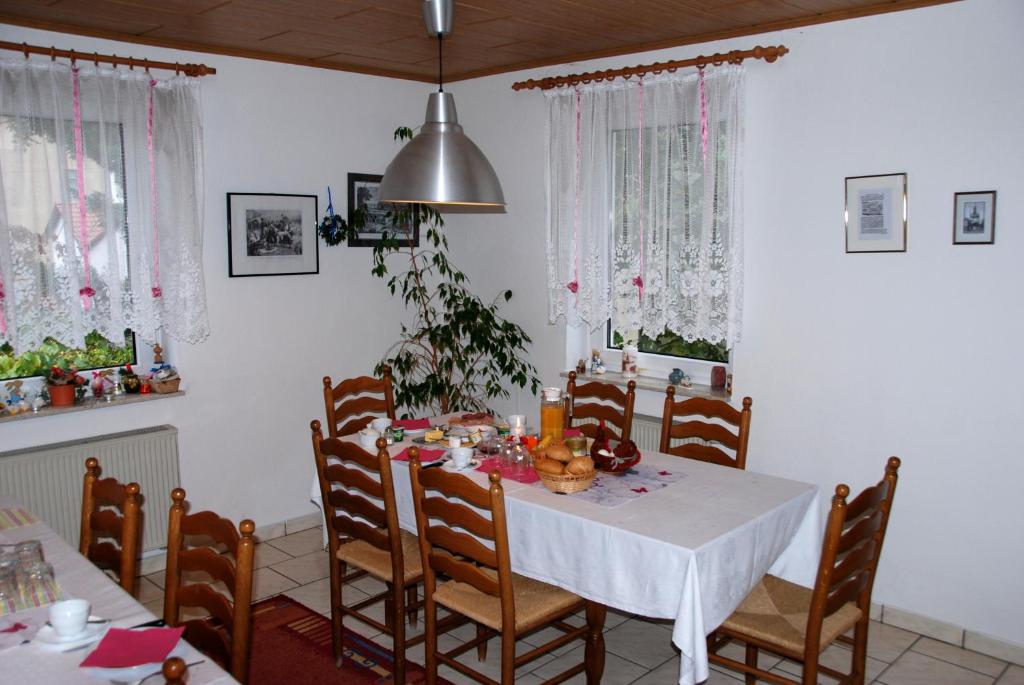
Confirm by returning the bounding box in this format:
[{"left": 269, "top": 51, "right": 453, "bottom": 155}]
[
  {"left": 71, "top": 67, "right": 95, "bottom": 310},
  {"left": 633, "top": 80, "right": 645, "bottom": 302},
  {"left": 0, "top": 276, "right": 7, "bottom": 336},
  {"left": 698, "top": 66, "right": 708, "bottom": 164},
  {"left": 567, "top": 87, "right": 581, "bottom": 294},
  {"left": 147, "top": 79, "right": 162, "bottom": 299}
]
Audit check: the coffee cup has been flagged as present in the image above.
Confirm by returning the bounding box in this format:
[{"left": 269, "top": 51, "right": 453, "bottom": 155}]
[
  {"left": 451, "top": 447, "right": 474, "bottom": 469},
  {"left": 371, "top": 417, "right": 392, "bottom": 432},
  {"left": 49, "top": 598, "right": 90, "bottom": 638}
]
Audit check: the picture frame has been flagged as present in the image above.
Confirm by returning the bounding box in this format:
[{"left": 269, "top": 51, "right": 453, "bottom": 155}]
[
  {"left": 347, "top": 172, "right": 419, "bottom": 248},
  {"left": 844, "top": 173, "right": 907, "bottom": 253},
  {"left": 953, "top": 190, "right": 996, "bottom": 245},
  {"left": 227, "top": 193, "right": 319, "bottom": 277}
]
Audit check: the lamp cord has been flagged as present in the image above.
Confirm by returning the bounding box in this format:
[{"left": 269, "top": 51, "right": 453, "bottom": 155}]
[{"left": 438, "top": 34, "right": 444, "bottom": 92}]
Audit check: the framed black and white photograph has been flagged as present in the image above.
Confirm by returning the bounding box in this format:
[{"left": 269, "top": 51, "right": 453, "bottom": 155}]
[
  {"left": 844, "top": 173, "right": 907, "bottom": 253},
  {"left": 227, "top": 193, "right": 319, "bottom": 277},
  {"left": 347, "top": 173, "right": 418, "bottom": 248},
  {"left": 953, "top": 190, "right": 996, "bottom": 245}
]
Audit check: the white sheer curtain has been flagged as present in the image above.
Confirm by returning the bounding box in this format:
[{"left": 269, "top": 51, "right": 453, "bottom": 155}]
[
  {"left": 545, "top": 65, "right": 744, "bottom": 347},
  {"left": 0, "top": 58, "right": 208, "bottom": 354}
]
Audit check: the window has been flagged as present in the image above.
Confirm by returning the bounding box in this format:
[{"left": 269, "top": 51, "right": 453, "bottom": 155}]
[
  {"left": 0, "top": 329, "right": 136, "bottom": 382},
  {"left": 607, "top": 325, "right": 728, "bottom": 364}
]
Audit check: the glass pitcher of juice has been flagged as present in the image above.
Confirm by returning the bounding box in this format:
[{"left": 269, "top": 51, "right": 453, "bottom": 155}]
[{"left": 539, "top": 387, "right": 565, "bottom": 442}]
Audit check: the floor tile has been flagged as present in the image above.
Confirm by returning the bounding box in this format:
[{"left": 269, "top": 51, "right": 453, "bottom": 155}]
[
  {"left": 604, "top": 617, "right": 680, "bottom": 668},
  {"left": 135, "top": 575, "right": 163, "bottom": 604},
  {"left": 867, "top": 620, "right": 919, "bottom": 663},
  {"left": 712, "top": 638, "right": 781, "bottom": 673},
  {"left": 883, "top": 606, "right": 963, "bottom": 646},
  {"left": 251, "top": 567, "right": 298, "bottom": 601},
  {"left": 529, "top": 644, "right": 648, "bottom": 684},
  {"left": 264, "top": 527, "right": 325, "bottom": 557},
  {"left": 252, "top": 542, "right": 293, "bottom": 569},
  {"left": 773, "top": 643, "right": 886, "bottom": 683},
  {"left": 449, "top": 631, "right": 557, "bottom": 680},
  {"left": 997, "top": 665, "right": 1024, "bottom": 684},
  {"left": 270, "top": 549, "right": 330, "bottom": 585},
  {"left": 912, "top": 637, "right": 1008, "bottom": 677},
  {"left": 876, "top": 650, "right": 995, "bottom": 685},
  {"left": 347, "top": 572, "right": 387, "bottom": 597},
  {"left": 283, "top": 577, "right": 333, "bottom": 616},
  {"left": 631, "top": 656, "right": 692, "bottom": 685}
]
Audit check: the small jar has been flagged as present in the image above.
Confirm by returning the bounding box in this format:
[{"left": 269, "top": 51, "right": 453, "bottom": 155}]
[
  {"left": 621, "top": 344, "right": 638, "bottom": 378},
  {"left": 539, "top": 387, "right": 565, "bottom": 442}
]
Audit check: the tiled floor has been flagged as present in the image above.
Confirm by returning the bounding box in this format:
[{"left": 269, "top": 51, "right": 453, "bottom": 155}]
[{"left": 140, "top": 525, "right": 1022, "bottom": 684}]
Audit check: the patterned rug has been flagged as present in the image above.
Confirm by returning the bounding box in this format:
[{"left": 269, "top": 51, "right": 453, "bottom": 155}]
[{"left": 245, "top": 595, "right": 448, "bottom": 684}]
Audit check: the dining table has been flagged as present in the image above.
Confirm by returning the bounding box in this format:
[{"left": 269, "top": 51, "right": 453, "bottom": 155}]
[
  {"left": 0, "top": 495, "right": 237, "bottom": 685},
  {"left": 309, "top": 417, "right": 823, "bottom": 685}
]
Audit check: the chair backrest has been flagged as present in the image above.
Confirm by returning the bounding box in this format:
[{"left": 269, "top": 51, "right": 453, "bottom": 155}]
[
  {"left": 322, "top": 365, "right": 397, "bottom": 438},
  {"left": 658, "top": 387, "right": 752, "bottom": 469},
  {"left": 310, "top": 419, "right": 405, "bottom": 582},
  {"left": 804, "top": 457, "right": 901, "bottom": 662},
  {"left": 163, "top": 488, "right": 255, "bottom": 684},
  {"left": 408, "top": 451, "right": 515, "bottom": 632},
  {"left": 564, "top": 371, "right": 636, "bottom": 442},
  {"left": 79, "top": 457, "right": 141, "bottom": 594}
]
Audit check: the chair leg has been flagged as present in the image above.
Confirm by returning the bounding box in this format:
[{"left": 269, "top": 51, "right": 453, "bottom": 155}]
[
  {"left": 393, "top": 583, "right": 406, "bottom": 685},
  {"left": 745, "top": 643, "right": 758, "bottom": 685},
  {"left": 331, "top": 561, "right": 345, "bottom": 667},
  {"left": 476, "top": 622, "right": 488, "bottom": 662},
  {"left": 500, "top": 630, "right": 516, "bottom": 685},
  {"left": 585, "top": 601, "right": 607, "bottom": 685},
  {"left": 851, "top": 620, "right": 869, "bottom": 685},
  {"left": 385, "top": 582, "right": 395, "bottom": 631},
  {"left": 424, "top": 595, "right": 438, "bottom": 685},
  {"left": 407, "top": 584, "right": 419, "bottom": 627}
]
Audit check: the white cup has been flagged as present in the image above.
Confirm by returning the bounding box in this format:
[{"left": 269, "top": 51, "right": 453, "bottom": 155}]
[
  {"left": 451, "top": 447, "right": 474, "bottom": 469},
  {"left": 49, "top": 598, "right": 90, "bottom": 638},
  {"left": 371, "top": 417, "right": 392, "bottom": 432},
  {"left": 448, "top": 436, "right": 462, "bottom": 449},
  {"left": 358, "top": 428, "right": 380, "bottom": 450}
]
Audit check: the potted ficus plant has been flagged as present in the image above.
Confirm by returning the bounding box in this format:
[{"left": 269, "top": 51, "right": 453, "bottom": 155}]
[
  {"left": 318, "top": 128, "right": 540, "bottom": 416},
  {"left": 45, "top": 365, "right": 87, "bottom": 406}
]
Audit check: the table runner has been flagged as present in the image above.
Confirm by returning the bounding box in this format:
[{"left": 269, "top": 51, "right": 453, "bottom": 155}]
[{"left": 0, "top": 507, "right": 37, "bottom": 530}]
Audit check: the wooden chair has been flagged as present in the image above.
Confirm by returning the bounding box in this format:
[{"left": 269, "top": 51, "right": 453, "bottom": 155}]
[
  {"left": 409, "top": 451, "right": 607, "bottom": 685},
  {"left": 564, "top": 370, "right": 636, "bottom": 442},
  {"left": 708, "top": 457, "right": 902, "bottom": 685},
  {"left": 79, "top": 457, "right": 141, "bottom": 595},
  {"left": 164, "top": 488, "right": 255, "bottom": 684},
  {"left": 162, "top": 656, "right": 188, "bottom": 685},
  {"left": 322, "top": 365, "right": 396, "bottom": 438},
  {"left": 659, "top": 387, "right": 753, "bottom": 469},
  {"left": 312, "top": 420, "right": 458, "bottom": 684}
]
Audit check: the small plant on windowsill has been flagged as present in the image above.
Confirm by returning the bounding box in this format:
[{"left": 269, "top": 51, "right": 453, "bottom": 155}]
[
  {"left": 318, "top": 127, "right": 540, "bottom": 417},
  {"left": 45, "top": 365, "right": 87, "bottom": 406}
]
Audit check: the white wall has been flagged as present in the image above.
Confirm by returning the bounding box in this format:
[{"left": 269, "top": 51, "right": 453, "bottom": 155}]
[
  {"left": 443, "top": 0, "right": 1024, "bottom": 649},
  {"left": 0, "top": 26, "right": 430, "bottom": 526}
]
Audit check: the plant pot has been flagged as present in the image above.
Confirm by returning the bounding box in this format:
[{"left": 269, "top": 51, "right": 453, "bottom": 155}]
[{"left": 48, "top": 384, "right": 76, "bottom": 407}]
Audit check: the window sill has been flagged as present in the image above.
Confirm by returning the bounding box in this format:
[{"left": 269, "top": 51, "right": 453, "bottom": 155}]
[
  {"left": 559, "top": 369, "right": 729, "bottom": 401},
  {"left": 0, "top": 390, "right": 185, "bottom": 425}
]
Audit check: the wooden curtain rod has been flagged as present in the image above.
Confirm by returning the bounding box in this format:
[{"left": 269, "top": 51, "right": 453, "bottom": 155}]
[
  {"left": 511, "top": 44, "right": 787, "bottom": 91},
  {"left": 0, "top": 40, "right": 216, "bottom": 76}
]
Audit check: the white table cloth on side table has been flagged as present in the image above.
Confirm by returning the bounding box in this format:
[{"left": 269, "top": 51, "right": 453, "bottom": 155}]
[
  {"left": 309, "top": 426, "right": 821, "bottom": 685},
  {"left": 0, "top": 496, "right": 237, "bottom": 685}
]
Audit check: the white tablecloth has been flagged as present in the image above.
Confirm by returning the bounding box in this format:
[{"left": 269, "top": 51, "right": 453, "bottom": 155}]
[
  {"left": 0, "top": 496, "right": 237, "bottom": 684},
  {"left": 310, "top": 433, "right": 820, "bottom": 685}
]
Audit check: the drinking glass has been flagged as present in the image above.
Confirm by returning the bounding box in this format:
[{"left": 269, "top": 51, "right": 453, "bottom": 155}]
[
  {"left": 0, "top": 554, "right": 20, "bottom": 602},
  {"left": 15, "top": 540, "right": 43, "bottom": 565}
]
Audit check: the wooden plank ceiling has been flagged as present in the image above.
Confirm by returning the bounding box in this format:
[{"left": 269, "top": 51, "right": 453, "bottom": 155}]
[{"left": 0, "top": 0, "right": 958, "bottom": 82}]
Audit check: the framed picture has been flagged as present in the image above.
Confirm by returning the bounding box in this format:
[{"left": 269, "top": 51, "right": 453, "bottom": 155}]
[
  {"left": 953, "top": 190, "right": 996, "bottom": 245},
  {"left": 844, "top": 173, "right": 907, "bottom": 253},
  {"left": 227, "top": 193, "right": 319, "bottom": 277},
  {"left": 347, "top": 173, "right": 419, "bottom": 248}
]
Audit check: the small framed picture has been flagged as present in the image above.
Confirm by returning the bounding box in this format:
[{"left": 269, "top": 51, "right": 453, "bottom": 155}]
[
  {"left": 953, "top": 191, "right": 996, "bottom": 245},
  {"left": 227, "top": 193, "right": 319, "bottom": 277},
  {"left": 347, "top": 173, "right": 418, "bottom": 248},
  {"left": 845, "top": 173, "right": 907, "bottom": 253}
]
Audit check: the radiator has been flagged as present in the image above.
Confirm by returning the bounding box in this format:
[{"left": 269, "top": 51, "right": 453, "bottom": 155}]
[
  {"left": 0, "top": 425, "right": 180, "bottom": 552},
  {"left": 574, "top": 414, "right": 662, "bottom": 453}
]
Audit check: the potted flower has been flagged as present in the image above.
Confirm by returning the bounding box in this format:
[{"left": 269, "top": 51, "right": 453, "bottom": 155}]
[
  {"left": 46, "top": 366, "right": 87, "bottom": 406},
  {"left": 119, "top": 365, "right": 141, "bottom": 394}
]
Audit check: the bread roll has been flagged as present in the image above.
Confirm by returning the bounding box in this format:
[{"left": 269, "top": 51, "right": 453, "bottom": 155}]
[
  {"left": 546, "top": 444, "right": 574, "bottom": 463},
  {"left": 534, "top": 458, "right": 565, "bottom": 475},
  {"left": 565, "top": 456, "right": 595, "bottom": 475}
]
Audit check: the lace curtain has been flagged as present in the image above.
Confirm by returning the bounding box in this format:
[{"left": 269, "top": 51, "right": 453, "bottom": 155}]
[
  {"left": 545, "top": 65, "right": 744, "bottom": 347},
  {"left": 0, "top": 58, "right": 209, "bottom": 354}
]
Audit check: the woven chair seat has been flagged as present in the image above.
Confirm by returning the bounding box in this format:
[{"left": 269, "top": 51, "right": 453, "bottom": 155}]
[
  {"left": 721, "top": 574, "right": 862, "bottom": 656},
  {"left": 336, "top": 528, "right": 423, "bottom": 583},
  {"left": 434, "top": 570, "right": 581, "bottom": 633}
]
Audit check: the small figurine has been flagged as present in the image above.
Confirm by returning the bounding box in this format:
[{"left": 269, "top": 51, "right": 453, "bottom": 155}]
[
  {"left": 576, "top": 358, "right": 587, "bottom": 375},
  {"left": 725, "top": 373, "right": 733, "bottom": 394},
  {"left": 592, "top": 357, "right": 606, "bottom": 374},
  {"left": 669, "top": 368, "right": 684, "bottom": 385}
]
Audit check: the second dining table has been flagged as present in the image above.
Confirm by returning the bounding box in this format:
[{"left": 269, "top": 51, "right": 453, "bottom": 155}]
[{"left": 309, "top": 417, "right": 821, "bottom": 685}]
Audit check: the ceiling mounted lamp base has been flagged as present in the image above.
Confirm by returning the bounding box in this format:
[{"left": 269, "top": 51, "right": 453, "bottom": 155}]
[{"left": 378, "top": 0, "right": 505, "bottom": 208}]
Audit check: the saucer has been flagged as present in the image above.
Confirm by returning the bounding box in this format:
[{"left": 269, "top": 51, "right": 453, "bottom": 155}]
[
  {"left": 32, "top": 618, "right": 107, "bottom": 651},
  {"left": 442, "top": 458, "right": 480, "bottom": 473}
]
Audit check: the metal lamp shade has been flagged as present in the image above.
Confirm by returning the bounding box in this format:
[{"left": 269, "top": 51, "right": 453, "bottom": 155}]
[{"left": 379, "top": 92, "right": 505, "bottom": 207}]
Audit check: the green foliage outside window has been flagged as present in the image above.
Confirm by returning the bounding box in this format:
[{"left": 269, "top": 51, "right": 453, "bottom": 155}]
[
  {"left": 610, "top": 327, "right": 728, "bottom": 364},
  {"left": 0, "top": 330, "right": 136, "bottom": 381}
]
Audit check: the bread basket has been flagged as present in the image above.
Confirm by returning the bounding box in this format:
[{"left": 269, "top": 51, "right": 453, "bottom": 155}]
[
  {"left": 150, "top": 377, "right": 181, "bottom": 394},
  {"left": 537, "top": 469, "right": 596, "bottom": 494}
]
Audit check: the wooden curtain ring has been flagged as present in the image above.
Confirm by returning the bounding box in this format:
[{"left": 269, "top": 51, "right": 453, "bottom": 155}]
[
  {"left": 128, "top": 57, "right": 134, "bottom": 70},
  {"left": 94, "top": 52, "right": 100, "bottom": 67},
  {"left": 49, "top": 46, "right": 56, "bottom": 61},
  {"left": 21, "top": 42, "right": 29, "bottom": 59},
  {"left": 69, "top": 49, "right": 77, "bottom": 65},
  {"left": 143, "top": 58, "right": 150, "bottom": 73},
  {"left": 175, "top": 62, "right": 181, "bottom": 75}
]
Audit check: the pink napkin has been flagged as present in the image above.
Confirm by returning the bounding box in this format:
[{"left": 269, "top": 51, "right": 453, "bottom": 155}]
[
  {"left": 80, "top": 626, "right": 184, "bottom": 668},
  {"left": 393, "top": 448, "right": 445, "bottom": 463},
  {"left": 563, "top": 428, "right": 583, "bottom": 438},
  {"left": 475, "top": 457, "right": 540, "bottom": 484},
  {"left": 394, "top": 418, "right": 431, "bottom": 430}
]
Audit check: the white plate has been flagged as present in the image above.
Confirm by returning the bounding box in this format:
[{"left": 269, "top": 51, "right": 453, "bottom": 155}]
[
  {"left": 32, "top": 617, "right": 107, "bottom": 651},
  {"left": 442, "top": 458, "right": 480, "bottom": 473},
  {"left": 402, "top": 427, "right": 430, "bottom": 436},
  {"left": 82, "top": 638, "right": 188, "bottom": 681}
]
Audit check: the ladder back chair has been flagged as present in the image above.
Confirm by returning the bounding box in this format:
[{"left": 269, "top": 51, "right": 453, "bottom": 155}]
[
  {"left": 564, "top": 370, "right": 636, "bottom": 442},
  {"left": 708, "top": 457, "right": 902, "bottom": 685},
  {"left": 409, "top": 452, "right": 607, "bottom": 685},
  {"left": 659, "top": 387, "right": 753, "bottom": 469},
  {"left": 322, "top": 365, "right": 396, "bottom": 438},
  {"left": 162, "top": 656, "right": 188, "bottom": 685},
  {"left": 79, "top": 457, "right": 142, "bottom": 595},
  {"left": 312, "top": 421, "right": 455, "bottom": 684},
  {"left": 164, "top": 488, "right": 255, "bottom": 684}
]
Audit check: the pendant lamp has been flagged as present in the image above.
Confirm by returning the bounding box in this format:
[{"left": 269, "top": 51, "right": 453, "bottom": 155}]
[{"left": 378, "top": 0, "right": 505, "bottom": 207}]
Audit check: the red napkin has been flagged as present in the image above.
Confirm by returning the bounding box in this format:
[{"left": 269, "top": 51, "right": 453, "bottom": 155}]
[
  {"left": 475, "top": 457, "right": 540, "bottom": 484},
  {"left": 393, "top": 448, "right": 445, "bottom": 463},
  {"left": 563, "top": 428, "right": 583, "bottom": 438},
  {"left": 80, "top": 626, "right": 184, "bottom": 668},
  {"left": 394, "top": 418, "right": 431, "bottom": 430}
]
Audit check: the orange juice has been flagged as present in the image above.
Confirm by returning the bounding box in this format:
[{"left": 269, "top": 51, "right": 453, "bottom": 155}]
[{"left": 540, "top": 389, "right": 564, "bottom": 441}]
